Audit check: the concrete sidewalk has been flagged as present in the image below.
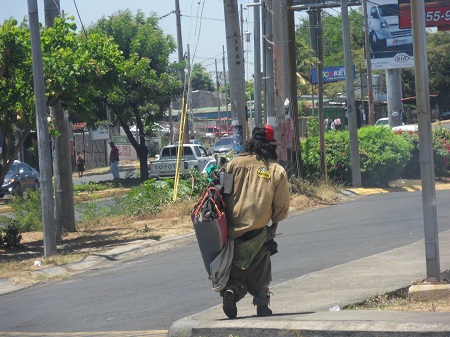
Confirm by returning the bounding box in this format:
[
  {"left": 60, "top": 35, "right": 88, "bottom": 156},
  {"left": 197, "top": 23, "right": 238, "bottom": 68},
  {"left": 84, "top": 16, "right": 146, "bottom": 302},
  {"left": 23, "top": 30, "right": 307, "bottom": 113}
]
[{"left": 168, "top": 229, "right": 450, "bottom": 337}]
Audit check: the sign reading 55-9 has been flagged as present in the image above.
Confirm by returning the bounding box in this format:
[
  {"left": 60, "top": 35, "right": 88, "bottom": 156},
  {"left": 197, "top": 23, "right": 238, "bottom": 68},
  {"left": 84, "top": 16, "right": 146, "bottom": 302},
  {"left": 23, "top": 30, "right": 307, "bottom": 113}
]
[
  {"left": 399, "top": 0, "right": 450, "bottom": 29},
  {"left": 425, "top": 9, "right": 450, "bottom": 24}
]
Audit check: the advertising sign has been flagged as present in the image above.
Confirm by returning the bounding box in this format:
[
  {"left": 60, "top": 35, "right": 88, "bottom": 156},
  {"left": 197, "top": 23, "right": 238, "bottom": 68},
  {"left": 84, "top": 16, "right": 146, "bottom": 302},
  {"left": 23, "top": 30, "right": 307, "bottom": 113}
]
[
  {"left": 399, "top": 0, "right": 450, "bottom": 29},
  {"left": 311, "top": 65, "right": 355, "bottom": 84},
  {"left": 90, "top": 126, "right": 110, "bottom": 140},
  {"left": 112, "top": 135, "right": 138, "bottom": 161},
  {"left": 367, "top": 0, "right": 414, "bottom": 70}
]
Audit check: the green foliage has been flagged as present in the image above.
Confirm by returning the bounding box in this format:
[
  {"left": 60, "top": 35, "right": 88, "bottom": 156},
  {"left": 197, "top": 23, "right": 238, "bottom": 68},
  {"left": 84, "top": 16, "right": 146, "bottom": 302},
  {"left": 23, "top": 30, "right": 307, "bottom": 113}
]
[
  {"left": 73, "top": 181, "right": 114, "bottom": 193},
  {"left": 358, "top": 126, "right": 412, "bottom": 186},
  {"left": 300, "top": 126, "right": 412, "bottom": 187},
  {"left": 9, "top": 191, "right": 43, "bottom": 232},
  {"left": 397, "top": 125, "right": 450, "bottom": 178},
  {"left": 191, "top": 63, "right": 215, "bottom": 91},
  {"left": 0, "top": 217, "right": 22, "bottom": 248},
  {"left": 118, "top": 171, "right": 209, "bottom": 217}
]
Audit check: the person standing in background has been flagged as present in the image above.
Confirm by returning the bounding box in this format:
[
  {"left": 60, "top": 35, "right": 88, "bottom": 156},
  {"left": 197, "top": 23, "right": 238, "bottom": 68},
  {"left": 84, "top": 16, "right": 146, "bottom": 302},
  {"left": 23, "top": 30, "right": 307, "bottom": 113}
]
[
  {"left": 109, "top": 141, "right": 120, "bottom": 180},
  {"left": 76, "top": 152, "right": 85, "bottom": 178}
]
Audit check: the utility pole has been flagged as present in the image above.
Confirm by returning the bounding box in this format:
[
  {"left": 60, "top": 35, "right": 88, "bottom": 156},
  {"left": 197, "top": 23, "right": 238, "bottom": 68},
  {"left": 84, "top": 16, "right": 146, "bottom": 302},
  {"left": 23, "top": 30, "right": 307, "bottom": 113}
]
[
  {"left": 316, "top": 7, "right": 325, "bottom": 180},
  {"left": 175, "top": 0, "right": 186, "bottom": 142},
  {"left": 28, "top": 0, "right": 56, "bottom": 257},
  {"left": 186, "top": 44, "right": 193, "bottom": 141},
  {"left": 222, "top": 46, "right": 230, "bottom": 133},
  {"left": 223, "top": 0, "right": 247, "bottom": 152},
  {"left": 411, "top": 0, "right": 440, "bottom": 282},
  {"left": 215, "top": 59, "right": 222, "bottom": 138},
  {"left": 386, "top": 69, "right": 403, "bottom": 126},
  {"left": 272, "top": 0, "right": 287, "bottom": 162},
  {"left": 44, "top": 0, "right": 76, "bottom": 235},
  {"left": 264, "top": 0, "right": 275, "bottom": 128},
  {"left": 341, "top": 0, "right": 361, "bottom": 187},
  {"left": 250, "top": 0, "right": 262, "bottom": 126},
  {"left": 285, "top": 0, "right": 301, "bottom": 177},
  {"left": 362, "top": 0, "right": 375, "bottom": 125},
  {"left": 307, "top": 7, "right": 325, "bottom": 179}
]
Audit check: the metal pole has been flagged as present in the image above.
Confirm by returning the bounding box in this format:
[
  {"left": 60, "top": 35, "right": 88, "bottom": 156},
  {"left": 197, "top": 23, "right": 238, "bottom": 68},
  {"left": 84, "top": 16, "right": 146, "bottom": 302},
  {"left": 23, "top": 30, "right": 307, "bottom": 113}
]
[
  {"left": 262, "top": 2, "right": 267, "bottom": 123},
  {"left": 362, "top": 0, "right": 375, "bottom": 125},
  {"left": 265, "top": 0, "right": 275, "bottom": 127},
  {"left": 411, "top": 0, "right": 440, "bottom": 282},
  {"left": 253, "top": 0, "right": 262, "bottom": 126},
  {"left": 28, "top": 0, "right": 57, "bottom": 257},
  {"left": 386, "top": 69, "right": 403, "bottom": 126},
  {"left": 316, "top": 7, "right": 326, "bottom": 180},
  {"left": 222, "top": 45, "right": 230, "bottom": 133},
  {"left": 341, "top": 0, "right": 361, "bottom": 187},
  {"left": 215, "top": 59, "right": 222, "bottom": 138},
  {"left": 223, "top": 0, "right": 247, "bottom": 152},
  {"left": 285, "top": 0, "right": 301, "bottom": 177},
  {"left": 175, "top": 0, "right": 185, "bottom": 143}
]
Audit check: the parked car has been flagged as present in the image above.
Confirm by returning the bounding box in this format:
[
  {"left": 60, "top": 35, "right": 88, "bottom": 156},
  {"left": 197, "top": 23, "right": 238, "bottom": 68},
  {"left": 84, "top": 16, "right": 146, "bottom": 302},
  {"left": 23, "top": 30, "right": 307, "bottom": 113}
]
[
  {"left": 0, "top": 161, "right": 40, "bottom": 198},
  {"left": 208, "top": 136, "right": 234, "bottom": 155},
  {"left": 375, "top": 117, "right": 389, "bottom": 126},
  {"left": 392, "top": 124, "right": 418, "bottom": 132},
  {"left": 173, "top": 139, "right": 206, "bottom": 150}
]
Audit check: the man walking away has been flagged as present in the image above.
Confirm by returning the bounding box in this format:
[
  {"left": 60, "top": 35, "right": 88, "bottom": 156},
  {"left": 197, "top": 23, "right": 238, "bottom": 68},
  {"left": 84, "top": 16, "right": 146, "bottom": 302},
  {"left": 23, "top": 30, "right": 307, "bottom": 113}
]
[
  {"left": 221, "top": 124, "right": 290, "bottom": 319},
  {"left": 109, "top": 141, "right": 120, "bottom": 180}
]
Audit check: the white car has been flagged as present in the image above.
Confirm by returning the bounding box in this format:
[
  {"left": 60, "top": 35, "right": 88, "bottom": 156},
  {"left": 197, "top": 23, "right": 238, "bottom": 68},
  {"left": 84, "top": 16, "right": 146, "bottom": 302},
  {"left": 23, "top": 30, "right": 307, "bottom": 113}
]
[
  {"left": 392, "top": 124, "right": 418, "bottom": 132},
  {"left": 375, "top": 117, "right": 389, "bottom": 126}
]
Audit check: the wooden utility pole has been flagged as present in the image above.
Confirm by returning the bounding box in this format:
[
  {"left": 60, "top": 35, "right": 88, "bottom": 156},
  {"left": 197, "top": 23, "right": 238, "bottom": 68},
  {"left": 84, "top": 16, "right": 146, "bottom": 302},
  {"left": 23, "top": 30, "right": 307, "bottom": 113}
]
[
  {"left": 44, "top": 0, "right": 76, "bottom": 235},
  {"left": 223, "top": 0, "right": 247, "bottom": 152},
  {"left": 28, "top": 0, "right": 57, "bottom": 257}
]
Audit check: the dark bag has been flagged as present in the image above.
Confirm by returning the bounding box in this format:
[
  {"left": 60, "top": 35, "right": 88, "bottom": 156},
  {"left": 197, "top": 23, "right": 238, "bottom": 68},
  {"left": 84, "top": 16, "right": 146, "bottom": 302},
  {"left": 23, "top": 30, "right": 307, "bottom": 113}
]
[{"left": 191, "top": 186, "right": 228, "bottom": 273}]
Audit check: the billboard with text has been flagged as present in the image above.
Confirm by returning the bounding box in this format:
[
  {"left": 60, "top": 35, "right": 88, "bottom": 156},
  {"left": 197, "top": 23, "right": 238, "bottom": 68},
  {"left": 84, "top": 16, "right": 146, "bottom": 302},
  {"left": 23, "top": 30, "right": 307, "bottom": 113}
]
[{"left": 367, "top": 0, "right": 414, "bottom": 70}]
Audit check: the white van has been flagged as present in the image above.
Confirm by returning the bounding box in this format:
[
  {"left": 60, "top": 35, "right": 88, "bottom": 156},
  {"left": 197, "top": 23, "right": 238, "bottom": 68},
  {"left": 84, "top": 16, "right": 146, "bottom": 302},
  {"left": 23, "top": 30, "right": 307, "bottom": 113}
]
[{"left": 368, "top": 3, "right": 412, "bottom": 52}]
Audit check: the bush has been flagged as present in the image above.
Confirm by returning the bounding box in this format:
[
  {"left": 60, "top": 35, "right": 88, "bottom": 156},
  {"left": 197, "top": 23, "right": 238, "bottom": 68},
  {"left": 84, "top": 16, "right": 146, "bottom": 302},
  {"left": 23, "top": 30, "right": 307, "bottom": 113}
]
[
  {"left": 117, "top": 168, "right": 210, "bottom": 217},
  {"left": 358, "top": 126, "right": 412, "bottom": 186},
  {"left": 396, "top": 125, "right": 450, "bottom": 179},
  {"left": 10, "top": 190, "right": 43, "bottom": 232},
  {"left": 0, "top": 216, "right": 22, "bottom": 247},
  {"left": 300, "top": 126, "right": 412, "bottom": 187}
]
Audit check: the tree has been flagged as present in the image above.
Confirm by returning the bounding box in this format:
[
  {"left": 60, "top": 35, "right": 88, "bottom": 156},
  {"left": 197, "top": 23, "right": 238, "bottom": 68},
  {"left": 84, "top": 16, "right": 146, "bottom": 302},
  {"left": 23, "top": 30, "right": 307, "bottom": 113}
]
[
  {"left": 91, "top": 10, "right": 183, "bottom": 180},
  {"left": 0, "top": 19, "right": 34, "bottom": 185},
  {"left": 1, "top": 16, "right": 124, "bottom": 235},
  {"left": 190, "top": 63, "right": 214, "bottom": 91}
]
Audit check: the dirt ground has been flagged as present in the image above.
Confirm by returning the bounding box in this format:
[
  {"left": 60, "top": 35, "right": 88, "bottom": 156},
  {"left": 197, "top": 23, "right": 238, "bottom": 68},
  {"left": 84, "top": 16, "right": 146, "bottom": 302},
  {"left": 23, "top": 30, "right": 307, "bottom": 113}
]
[{"left": 1, "top": 176, "right": 450, "bottom": 312}]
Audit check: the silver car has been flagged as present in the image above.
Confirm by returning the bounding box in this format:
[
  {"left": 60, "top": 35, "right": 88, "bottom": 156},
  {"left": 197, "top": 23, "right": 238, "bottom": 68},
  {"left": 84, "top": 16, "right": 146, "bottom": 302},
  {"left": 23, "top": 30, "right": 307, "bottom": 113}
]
[{"left": 208, "top": 136, "right": 234, "bottom": 155}]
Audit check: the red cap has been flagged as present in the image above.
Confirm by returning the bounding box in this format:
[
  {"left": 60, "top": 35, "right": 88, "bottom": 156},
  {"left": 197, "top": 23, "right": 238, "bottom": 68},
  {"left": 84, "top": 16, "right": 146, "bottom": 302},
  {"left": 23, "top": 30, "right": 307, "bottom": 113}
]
[{"left": 252, "top": 124, "right": 280, "bottom": 145}]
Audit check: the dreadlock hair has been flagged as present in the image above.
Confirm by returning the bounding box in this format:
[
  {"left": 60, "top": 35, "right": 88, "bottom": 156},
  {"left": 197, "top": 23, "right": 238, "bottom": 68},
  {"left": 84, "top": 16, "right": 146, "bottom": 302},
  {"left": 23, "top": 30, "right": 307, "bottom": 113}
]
[{"left": 245, "top": 138, "right": 279, "bottom": 163}]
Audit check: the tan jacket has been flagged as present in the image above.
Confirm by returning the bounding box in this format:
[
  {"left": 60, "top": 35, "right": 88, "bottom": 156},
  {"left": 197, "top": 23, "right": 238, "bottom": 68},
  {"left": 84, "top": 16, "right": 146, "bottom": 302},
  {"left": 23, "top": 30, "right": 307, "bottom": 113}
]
[{"left": 224, "top": 153, "right": 290, "bottom": 238}]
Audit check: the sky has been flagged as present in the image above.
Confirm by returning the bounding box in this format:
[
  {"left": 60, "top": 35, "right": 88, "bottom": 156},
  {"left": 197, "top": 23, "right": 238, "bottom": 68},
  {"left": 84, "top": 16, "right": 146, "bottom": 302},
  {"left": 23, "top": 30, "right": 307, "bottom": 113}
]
[{"left": 0, "top": 0, "right": 257, "bottom": 79}]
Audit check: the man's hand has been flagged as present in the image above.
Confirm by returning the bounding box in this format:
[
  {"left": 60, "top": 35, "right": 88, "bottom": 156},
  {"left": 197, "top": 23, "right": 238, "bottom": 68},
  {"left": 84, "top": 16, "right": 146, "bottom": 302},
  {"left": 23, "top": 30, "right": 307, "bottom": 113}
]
[{"left": 267, "top": 222, "right": 278, "bottom": 239}]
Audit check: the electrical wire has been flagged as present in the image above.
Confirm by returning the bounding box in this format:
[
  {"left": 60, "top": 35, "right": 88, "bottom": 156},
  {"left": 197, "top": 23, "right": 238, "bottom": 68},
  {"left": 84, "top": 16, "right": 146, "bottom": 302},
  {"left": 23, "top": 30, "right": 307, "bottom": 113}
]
[{"left": 72, "top": 0, "right": 88, "bottom": 37}]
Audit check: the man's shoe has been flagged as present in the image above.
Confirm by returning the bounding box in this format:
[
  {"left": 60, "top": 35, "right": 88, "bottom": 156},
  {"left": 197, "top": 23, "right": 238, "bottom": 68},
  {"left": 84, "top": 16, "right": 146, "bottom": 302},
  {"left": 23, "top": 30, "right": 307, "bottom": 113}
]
[
  {"left": 222, "top": 289, "right": 237, "bottom": 319},
  {"left": 257, "top": 305, "right": 272, "bottom": 317}
]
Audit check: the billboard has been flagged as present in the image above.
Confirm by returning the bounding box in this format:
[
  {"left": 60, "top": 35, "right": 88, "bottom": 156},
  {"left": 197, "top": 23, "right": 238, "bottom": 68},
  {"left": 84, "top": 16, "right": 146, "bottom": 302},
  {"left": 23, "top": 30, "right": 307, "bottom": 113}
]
[
  {"left": 367, "top": 0, "right": 414, "bottom": 70},
  {"left": 311, "top": 65, "right": 355, "bottom": 84},
  {"left": 398, "top": 0, "right": 450, "bottom": 29}
]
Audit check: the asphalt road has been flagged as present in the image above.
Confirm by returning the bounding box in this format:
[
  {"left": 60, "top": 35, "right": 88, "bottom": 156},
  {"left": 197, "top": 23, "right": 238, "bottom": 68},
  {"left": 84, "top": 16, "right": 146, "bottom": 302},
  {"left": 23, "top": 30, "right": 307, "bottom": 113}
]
[{"left": 0, "top": 189, "right": 449, "bottom": 334}]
